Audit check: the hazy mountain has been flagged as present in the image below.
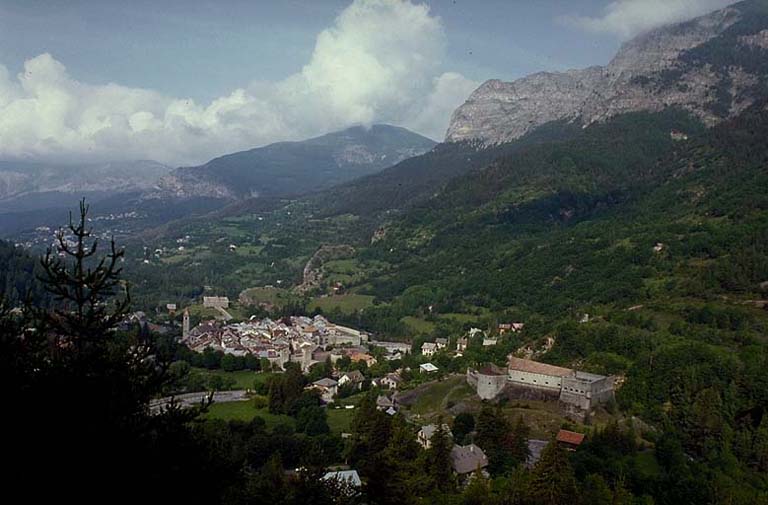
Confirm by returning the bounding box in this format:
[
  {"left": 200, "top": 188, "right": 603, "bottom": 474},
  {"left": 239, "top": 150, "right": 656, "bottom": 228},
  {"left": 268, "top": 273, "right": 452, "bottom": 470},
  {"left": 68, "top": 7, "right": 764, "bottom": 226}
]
[
  {"left": 0, "top": 160, "right": 171, "bottom": 214},
  {"left": 446, "top": 0, "right": 768, "bottom": 145},
  {"left": 151, "top": 124, "right": 436, "bottom": 200}
]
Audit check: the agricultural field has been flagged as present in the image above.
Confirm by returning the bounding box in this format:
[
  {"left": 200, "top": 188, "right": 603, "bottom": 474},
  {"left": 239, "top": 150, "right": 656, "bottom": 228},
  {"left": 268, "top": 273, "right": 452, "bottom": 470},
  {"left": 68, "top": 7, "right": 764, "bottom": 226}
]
[
  {"left": 203, "top": 401, "right": 295, "bottom": 428},
  {"left": 308, "top": 294, "right": 375, "bottom": 314}
]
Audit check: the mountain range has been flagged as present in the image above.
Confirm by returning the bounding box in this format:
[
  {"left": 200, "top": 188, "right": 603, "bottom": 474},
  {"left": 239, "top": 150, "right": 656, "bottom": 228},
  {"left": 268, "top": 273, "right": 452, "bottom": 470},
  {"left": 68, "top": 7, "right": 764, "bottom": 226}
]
[{"left": 0, "top": 160, "right": 170, "bottom": 214}]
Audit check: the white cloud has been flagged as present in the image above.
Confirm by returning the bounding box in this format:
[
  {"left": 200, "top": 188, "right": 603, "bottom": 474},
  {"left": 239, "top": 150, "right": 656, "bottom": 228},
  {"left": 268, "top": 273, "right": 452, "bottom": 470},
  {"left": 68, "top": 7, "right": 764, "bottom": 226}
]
[
  {"left": 0, "top": 0, "right": 478, "bottom": 166},
  {"left": 560, "top": 0, "right": 735, "bottom": 40}
]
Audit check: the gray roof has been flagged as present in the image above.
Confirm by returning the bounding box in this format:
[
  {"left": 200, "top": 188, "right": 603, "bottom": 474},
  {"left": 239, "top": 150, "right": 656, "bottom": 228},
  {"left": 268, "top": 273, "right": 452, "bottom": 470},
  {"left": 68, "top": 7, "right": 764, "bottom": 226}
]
[
  {"left": 343, "top": 370, "right": 365, "bottom": 382},
  {"left": 526, "top": 439, "right": 548, "bottom": 469},
  {"left": 450, "top": 444, "right": 489, "bottom": 474},
  {"left": 419, "top": 423, "right": 450, "bottom": 440},
  {"left": 322, "top": 470, "right": 361, "bottom": 487},
  {"left": 313, "top": 378, "right": 338, "bottom": 387}
]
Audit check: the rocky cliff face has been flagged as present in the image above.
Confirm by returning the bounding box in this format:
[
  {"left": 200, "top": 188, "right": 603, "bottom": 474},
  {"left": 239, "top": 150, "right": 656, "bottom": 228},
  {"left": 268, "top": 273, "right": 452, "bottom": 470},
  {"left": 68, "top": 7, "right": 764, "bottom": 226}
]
[{"left": 446, "top": 1, "right": 768, "bottom": 145}]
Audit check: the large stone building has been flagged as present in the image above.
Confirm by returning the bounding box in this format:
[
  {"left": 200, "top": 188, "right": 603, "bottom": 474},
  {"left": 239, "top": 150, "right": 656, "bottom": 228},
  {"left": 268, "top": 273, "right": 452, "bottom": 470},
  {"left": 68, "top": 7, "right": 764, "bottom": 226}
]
[
  {"left": 203, "top": 296, "right": 230, "bottom": 309},
  {"left": 468, "top": 356, "right": 614, "bottom": 412}
]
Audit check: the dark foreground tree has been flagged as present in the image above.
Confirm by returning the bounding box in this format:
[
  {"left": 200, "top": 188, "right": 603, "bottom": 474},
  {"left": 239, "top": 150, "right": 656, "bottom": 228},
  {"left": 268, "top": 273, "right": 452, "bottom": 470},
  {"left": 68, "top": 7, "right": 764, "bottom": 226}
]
[{"left": 3, "top": 201, "right": 214, "bottom": 504}]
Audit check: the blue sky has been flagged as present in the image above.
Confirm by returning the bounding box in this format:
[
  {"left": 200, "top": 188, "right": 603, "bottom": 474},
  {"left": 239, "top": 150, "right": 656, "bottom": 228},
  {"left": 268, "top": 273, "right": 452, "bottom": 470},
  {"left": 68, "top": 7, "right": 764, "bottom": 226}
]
[
  {"left": 0, "top": 0, "right": 734, "bottom": 164},
  {"left": 0, "top": 0, "right": 621, "bottom": 102}
]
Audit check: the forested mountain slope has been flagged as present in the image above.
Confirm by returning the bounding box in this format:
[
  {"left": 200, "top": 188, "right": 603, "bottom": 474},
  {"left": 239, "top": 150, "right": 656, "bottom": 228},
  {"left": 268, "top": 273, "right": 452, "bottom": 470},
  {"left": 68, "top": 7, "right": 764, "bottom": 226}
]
[{"left": 152, "top": 124, "right": 436, "bottom": 200}]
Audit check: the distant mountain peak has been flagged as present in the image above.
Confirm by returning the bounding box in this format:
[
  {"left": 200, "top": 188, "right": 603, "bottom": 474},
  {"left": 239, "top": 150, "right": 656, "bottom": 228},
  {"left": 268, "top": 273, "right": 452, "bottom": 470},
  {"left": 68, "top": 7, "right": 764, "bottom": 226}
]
[
  {"left": 446, "top": 1, "right": 768, "bottom": 145},
  {"left": 149, "top": 124, "right": 436, "bottom": 200}
]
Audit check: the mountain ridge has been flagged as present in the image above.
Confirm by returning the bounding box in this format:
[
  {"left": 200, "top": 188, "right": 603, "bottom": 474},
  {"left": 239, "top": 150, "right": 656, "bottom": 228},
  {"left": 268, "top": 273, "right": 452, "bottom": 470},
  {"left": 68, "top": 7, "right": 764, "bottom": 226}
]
[
  {"left": 150, "top": 124, "right": 436, "bottom": 200},
  {"left": 446, "top": 0, "right": 767, "bottom": 145}
]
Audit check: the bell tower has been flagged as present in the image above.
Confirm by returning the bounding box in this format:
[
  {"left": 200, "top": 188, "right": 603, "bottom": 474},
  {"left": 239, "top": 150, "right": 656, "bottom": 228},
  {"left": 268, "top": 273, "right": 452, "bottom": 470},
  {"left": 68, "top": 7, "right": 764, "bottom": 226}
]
[{"left": 182, "top": 308, "right": 190, "bottom": 339}]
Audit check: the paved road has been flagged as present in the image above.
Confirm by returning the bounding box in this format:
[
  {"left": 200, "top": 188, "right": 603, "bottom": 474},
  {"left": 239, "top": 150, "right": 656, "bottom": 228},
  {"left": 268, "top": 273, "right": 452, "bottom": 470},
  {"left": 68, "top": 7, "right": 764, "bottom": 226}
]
[{"left": 150, "top": 389, "right": 249, "bottom": 413}]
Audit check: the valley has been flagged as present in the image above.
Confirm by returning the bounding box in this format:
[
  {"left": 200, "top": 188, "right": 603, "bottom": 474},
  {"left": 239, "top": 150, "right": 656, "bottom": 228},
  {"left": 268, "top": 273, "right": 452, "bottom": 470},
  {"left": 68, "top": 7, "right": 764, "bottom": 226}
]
[{"left": 4, "top": 1, "right": 768, "bottom": 503}]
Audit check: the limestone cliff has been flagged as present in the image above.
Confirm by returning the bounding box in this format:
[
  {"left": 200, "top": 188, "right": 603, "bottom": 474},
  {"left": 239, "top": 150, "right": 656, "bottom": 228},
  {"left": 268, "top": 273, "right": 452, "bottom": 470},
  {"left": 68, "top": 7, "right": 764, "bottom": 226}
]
[{"left": 446, "top": 1, "right": 768, "bottom": 145}]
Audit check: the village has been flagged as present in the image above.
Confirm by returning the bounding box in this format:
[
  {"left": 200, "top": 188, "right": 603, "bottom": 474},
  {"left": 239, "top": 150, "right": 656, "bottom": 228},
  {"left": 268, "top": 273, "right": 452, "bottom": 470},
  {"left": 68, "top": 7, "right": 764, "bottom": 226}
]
[{"left": 168, "top": 299, "right": 617, "bottom": 489}]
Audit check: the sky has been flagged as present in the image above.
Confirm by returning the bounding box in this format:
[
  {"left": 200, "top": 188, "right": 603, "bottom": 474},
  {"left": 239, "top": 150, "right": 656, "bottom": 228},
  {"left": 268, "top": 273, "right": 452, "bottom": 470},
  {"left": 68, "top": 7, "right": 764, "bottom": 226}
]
[{"left": 0, "top": 0, "right": 735, "bottom": 166}]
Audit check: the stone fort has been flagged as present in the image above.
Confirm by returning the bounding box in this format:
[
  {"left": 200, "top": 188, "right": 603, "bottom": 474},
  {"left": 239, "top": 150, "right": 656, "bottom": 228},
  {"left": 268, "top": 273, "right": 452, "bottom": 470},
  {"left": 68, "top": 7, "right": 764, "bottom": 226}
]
[{"left": 467, "top": 356, "right": 614, "bottom": 412}]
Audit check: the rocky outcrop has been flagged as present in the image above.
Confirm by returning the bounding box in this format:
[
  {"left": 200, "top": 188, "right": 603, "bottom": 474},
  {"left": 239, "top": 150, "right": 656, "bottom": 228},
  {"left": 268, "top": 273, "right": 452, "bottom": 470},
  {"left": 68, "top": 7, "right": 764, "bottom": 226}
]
[
  {"left": 445, "top": 68, "right": 603, "bottom": 145},
  {"left": 446, "top": 3, "right": 767, "bottom": 145}
]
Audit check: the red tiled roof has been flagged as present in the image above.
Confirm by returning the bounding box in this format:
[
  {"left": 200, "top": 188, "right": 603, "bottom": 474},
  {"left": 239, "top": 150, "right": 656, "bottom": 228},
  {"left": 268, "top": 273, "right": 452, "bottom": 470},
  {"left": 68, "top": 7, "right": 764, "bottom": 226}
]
[
  {"left": 508, "top": 357, "right": 573, "bottom": 377},
  {"left": 556, "top": 429, "right": 585, "bottom": 446}
]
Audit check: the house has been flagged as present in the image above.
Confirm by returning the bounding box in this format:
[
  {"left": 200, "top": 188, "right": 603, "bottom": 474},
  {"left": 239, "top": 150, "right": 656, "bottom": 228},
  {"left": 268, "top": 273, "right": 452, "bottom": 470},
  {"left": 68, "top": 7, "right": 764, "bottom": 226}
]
[
  {"left": 322, "top": 470, "right": 362, "bottom": 489},
  {"left": 311, "top": 378, "right": 338, "bottom": 403},
  {"left": 338, "top": 370, "right": 365, "bottom": 390},
  {"left": 482, "top": 338, "right": 497, "bottom": 346},
  {"left": 348, "top": 351, "right": 377, "bottom": 367},
  {"left": 435, "top": 337, "right": 448, "bottom": 350},
  {"left": 499, "top": 322, "right": 525, "bottom": 335},
  {"left": 456, "top": 337, "right": 468, "bottom": 352},
  {"left": 420, "top": 363, "right": 438, "bottom": 374},
  {"left": 417, "top": 423, "right": 451, "bottom": 449},
  {"left": 421, "top": 342, "right": 437, "bottom": 357},
  {"left": 468, "top": 327, "right": 484, "bottom": 338},
  {"left": 379, "top": 372, "right": 403, "bottom": 390},
  {"left": 376, "top": 394, "right": 398, "bottom": 412},
  {"left": 556, "top": 429, "right": 585, "bottom": 451},
  {"left": 450, "top": 444, "right": 488, "bottom": 475},
  {"left": 370, "top": 340, "right": 411, "bottom": 357}
]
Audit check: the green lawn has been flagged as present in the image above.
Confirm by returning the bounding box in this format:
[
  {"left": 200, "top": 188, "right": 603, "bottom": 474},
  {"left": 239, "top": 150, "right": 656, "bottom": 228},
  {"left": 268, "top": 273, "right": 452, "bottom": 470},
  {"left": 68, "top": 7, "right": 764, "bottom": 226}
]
[
  {"left": 191, "top": 368, "right": 274, "bottom": 391},
  {"left": 238, "top": 286, "right": 294, "bottom": 308},
  {"left": 308, "top": 294, "right": 375, "bottom": 314},
  {"left": 203, "top": 401, "right": 295, "bottom": 428},
  {"left": 409, "top": 376, "right": 471, "bottom": 415},
  {"left": 327, "top": 407, "right": 355, "bottom": 434}
]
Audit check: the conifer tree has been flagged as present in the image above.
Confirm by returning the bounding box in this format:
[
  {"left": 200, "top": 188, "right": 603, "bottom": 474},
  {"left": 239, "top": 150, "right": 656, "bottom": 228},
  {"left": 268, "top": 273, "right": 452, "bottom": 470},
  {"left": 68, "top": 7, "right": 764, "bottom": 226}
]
[
  {"left": 528, "top": 441, "right": 577, "bottom": 505},
  {"left": 507, "top": 415, "right": 532, "bottom": 465},
  {"left": 426, "top": 417, "right": 456, "bottom": 493}
]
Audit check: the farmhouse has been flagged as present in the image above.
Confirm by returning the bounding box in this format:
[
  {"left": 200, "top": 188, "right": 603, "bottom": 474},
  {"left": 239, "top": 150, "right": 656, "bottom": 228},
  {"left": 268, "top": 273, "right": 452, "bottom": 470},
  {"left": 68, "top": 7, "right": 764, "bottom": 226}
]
[
  {"left": 310, "top": 378, "right": 338, "bottom": 403},
  {"left": 338, "top": 370, "right": 365, "bottom": 390},
  {"left": 417, "top": 423, "right": 451, "bottom": 449},
  {"left": 421, "top": 342, "right": 437, "bottom": 357},
  {"left": 556, "top": 429, "right": 585, "bottom": 451},
  {"left": 379, "top": 372, "right": 403, "bottom": 390},
  {"left": 450, "top": 444, "right": 488, "bottom": 475}
]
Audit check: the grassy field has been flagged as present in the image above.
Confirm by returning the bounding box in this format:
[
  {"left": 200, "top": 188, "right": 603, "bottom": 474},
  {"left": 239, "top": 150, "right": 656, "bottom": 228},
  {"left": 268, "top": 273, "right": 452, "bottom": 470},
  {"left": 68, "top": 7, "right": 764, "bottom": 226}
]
[
  {"left": 238, "top": 286, "right": 296, "bottom": 309},
  {"left": 191, "top": 368, "right": 274, "bottom": 391},
  {"left": 327, "top": 407, "right": 355, "bottom": 434},
  {"left": 407, "top": 376, "right": 474, "bottom": 416},
  {"left": 186, "top": 304, "right": 222, "bottom": 320},
  {"left": 401, "top": 316, "right": 436, "bottom": 334},
  {"left": 203, "top": 401, "right": 295, "bottom": 428},
  {"left": 308, "top": 294, "right": 375, "bottom": 314}
]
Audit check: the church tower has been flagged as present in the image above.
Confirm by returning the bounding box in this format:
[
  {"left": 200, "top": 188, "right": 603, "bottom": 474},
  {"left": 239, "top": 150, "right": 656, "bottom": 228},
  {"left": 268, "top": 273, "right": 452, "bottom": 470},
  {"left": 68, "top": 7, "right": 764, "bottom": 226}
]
[{"left": 182, "top": 308, "right": 190, "bottom": 339}]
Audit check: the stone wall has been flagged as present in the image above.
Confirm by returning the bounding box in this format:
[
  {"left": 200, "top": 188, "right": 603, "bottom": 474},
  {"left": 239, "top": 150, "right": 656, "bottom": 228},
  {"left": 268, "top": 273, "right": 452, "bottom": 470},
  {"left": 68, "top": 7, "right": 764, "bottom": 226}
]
[{"left": 507, "top": 369, "right": 563, "bottom": 392}]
